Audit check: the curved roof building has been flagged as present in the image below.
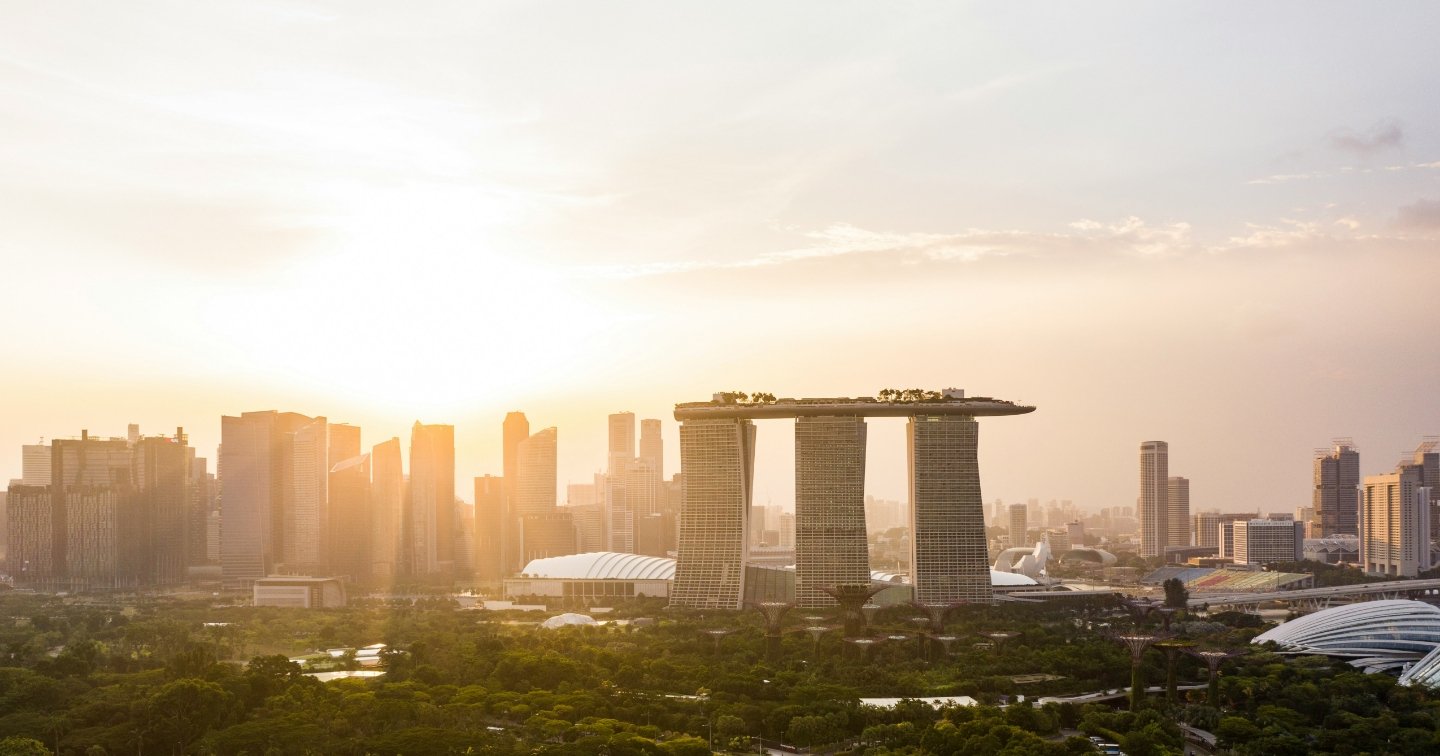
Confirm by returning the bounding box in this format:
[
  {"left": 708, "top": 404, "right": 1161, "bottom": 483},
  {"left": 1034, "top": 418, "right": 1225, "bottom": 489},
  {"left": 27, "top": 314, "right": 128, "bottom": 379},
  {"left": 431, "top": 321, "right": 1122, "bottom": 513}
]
[
  {"left": 1398, "top": 643, "right": 1440, "bottom": 689},
  {"left": 519, "top": 552, "right": 677, "bottom": 581},
  {"left": 517, "top": 553, "right": 1037, "bottom": 588},
  {"left": 1252, "top": 599, "right": 1440, "bottom": 673}
]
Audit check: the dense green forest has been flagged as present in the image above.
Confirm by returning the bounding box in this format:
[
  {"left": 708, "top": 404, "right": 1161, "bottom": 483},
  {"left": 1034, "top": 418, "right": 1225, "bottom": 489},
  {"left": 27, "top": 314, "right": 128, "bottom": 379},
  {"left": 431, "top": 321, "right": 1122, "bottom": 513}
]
[{"left": 0, "top": 592, "right": 1436, "bottom": 755}]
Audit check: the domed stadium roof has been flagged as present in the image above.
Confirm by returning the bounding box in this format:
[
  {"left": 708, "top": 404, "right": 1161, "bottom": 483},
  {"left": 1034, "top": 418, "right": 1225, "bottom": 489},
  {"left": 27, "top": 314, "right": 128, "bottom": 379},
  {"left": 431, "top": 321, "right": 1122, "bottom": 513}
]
[
  {"left": 520, "top": 552, "right": 676, "bottom": 581},
  {"left": 1059, "top": 548, "right": 1117, "bottom": 565},
  {"left": 1253, "top": 599, "right": 1440, "bottom": 673}
]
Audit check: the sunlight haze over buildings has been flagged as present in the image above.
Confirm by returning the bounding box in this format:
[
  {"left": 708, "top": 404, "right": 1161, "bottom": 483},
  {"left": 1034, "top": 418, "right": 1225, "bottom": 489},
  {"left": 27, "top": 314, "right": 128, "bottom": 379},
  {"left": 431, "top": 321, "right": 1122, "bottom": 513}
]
[{"left": 2, "top": 3, "right": 1439, "bottom": 513}]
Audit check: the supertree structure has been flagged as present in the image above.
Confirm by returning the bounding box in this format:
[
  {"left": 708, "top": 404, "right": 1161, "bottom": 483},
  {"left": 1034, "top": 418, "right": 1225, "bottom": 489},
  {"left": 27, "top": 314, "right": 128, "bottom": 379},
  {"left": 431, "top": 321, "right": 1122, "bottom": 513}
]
[
  {"left": 804, "top": 626, "right": 832, "bottom": 659},
  {"left": 844, "top": 636, "right": 885, "bottom": 663},
  {"left": 821, "top": 583, "right": 886, "bottom": 637},
  {"left": 1184, "top": 648, "right": 1244, "bottom": 707},
  {"left": 1153, "top": 639, "right": 1196, "bottom": 703},
  {"left": 701, "top": 628, "right": 735, "bottom": 656},
  {"left": 749, "top": 602, "right": 793, "bottom": 661},
  {"left": 981, "top": 631, "right": 1021, "bottom": 653},
  {"left": 1106, "top": 630, "right": 1170, "bottom": 710}
]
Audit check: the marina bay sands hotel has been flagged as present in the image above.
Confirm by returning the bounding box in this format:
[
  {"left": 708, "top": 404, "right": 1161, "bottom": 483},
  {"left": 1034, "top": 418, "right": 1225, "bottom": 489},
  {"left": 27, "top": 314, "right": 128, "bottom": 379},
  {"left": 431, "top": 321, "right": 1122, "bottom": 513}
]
[{"left": 670, "top": 389, "right": 1035, "bottom": 609}]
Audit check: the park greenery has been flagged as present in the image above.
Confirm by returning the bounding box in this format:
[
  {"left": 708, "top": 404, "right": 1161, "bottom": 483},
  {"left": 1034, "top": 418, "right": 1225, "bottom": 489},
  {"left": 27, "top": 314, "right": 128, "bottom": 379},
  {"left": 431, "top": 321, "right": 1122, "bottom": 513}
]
[{"left": 0, "top": 590, "right": 1435, "bottom": 755}]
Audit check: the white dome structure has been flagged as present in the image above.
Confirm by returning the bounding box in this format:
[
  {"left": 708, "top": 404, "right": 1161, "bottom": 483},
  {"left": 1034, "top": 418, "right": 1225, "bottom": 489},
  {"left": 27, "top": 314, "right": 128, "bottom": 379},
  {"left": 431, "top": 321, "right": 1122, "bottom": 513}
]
[
  {"left": 540, "top": 612, "right": 598, "bottom": 629},
  {"left": 520, "top": 552, "right": 677, "bottom": 581},
  {"left": 1253, "top": 599, "right": 1440, "bottom": 673}
]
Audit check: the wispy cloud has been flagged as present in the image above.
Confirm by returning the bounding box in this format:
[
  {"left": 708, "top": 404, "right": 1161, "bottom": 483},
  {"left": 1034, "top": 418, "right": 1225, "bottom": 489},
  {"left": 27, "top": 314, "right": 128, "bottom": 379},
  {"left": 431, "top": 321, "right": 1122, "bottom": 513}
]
[
  {"left": 1247, "top": 160, "right": 1440, "bottom": 185},
  {"left": 1329, "top": 119, "right": 1404, "bottom": 155}
]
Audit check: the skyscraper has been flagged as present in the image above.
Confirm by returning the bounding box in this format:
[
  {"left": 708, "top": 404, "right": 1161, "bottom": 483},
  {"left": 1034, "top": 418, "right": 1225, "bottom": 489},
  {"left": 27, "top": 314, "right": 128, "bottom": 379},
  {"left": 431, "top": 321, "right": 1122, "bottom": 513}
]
[
  {"left": 1138, "top": 441, "right": 1169, "bottom": 558},
  {"left": 793, "top": 415, "right": 868, "bottom": 608},
  {"left": 515, "top": 427, "right": 557, "bottom": 516},
  {"left": 501, "top": 412, "right": 529, "bottom": 573},
  {"left": 220, "top": 411, "right": 315, "bottom": 589},
  {"left": 327, "top": 451, "right": 370, "bottom": 582},
  {"left": 1008, "top": 503, "right": 1028, "bottom": 550},
  {"left": 515, "top": 428, "right": 572, "bottom": 562},
  {"left": 1313, "top": 443, "right": 1360, "bottom": 537},
  {"left": 473, "top": 474, "right": 505, "bottom": 582},
  {"left": 132, "top": 431, "right": 192, "bottom": 586},
  {"left": 639, "top": 418, "right": 664, "bottom": 480},
  {"left": 408, "top": 422, "right": 455, "bottom": 576},
  {"left": 282, "top": 418, "right": 328, "bottom": 573},
  {"left": 608, "top": 412, "right": 636, "bottom": 476},
  {"left": 908, "top": 414, "right": 991, "bottom": 604},
  {"left": 671, "top": 418, "right": 756, "bottom": 609},
  {"left": 1167, "top": 476, "right": 1190, "bottom": 547},
  {"left": 369, "top": 437, "right": 404, "bottom": 581}
]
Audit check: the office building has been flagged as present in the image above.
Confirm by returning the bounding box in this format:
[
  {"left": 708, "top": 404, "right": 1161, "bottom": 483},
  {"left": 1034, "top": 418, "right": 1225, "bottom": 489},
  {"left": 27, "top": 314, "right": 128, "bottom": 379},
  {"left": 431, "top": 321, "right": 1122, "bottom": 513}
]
[
  {"left": 1362, "top": 460, "right": 1433, "bottom": 578},
  {"left": 328, "top": 452, "right": 371, "bottom": 581},
  {"left": 473, "top": 475, "right": 505, "bottom": 582},
  {"left": 408, "top": 422, "right": 455, "bottom": 576},
  {"left": 1168, "top": 476, "right": 1190, "bottom": 547},
  {"left": 608, "top": 412, "right": 636, "bottom": 476},
  {"left": 1233, "top": 519, "right": 1304, "bottom": 565},
  {"left": 568, "top": 502, "right": 606, "bottom": 553},
  {"left": 1138, "top": 441, "right": 1169, "bottom": 557},
  {"left": 282, "top": 418, "right": 328, "bottom": 573},
  {"left": 1314, "top": 443, "right": 1360, "bottom": 537},
  {"left": 502, "top": 412, "right": 529, "bottom": 573},
  {"left": 639, "top": 418, "right": 664, "bottom": 480},
  {"left": 20, "top": 444, "right": 50, "bottom": 486},
  {"left": 1192, "top": 510, "right": 1221, "bottom": 550},
  {"left": 1008, "top": 503, "right": 1028, "bottom": 550},
  {"left": 369, "top": 438, "right": 404, "bottom": 581},
  {"left": 220, "top": 411, "right": 315, "bottom": 589},
  {"left": 1216, "top": 512, "right": 1257, "bottom": 559}
]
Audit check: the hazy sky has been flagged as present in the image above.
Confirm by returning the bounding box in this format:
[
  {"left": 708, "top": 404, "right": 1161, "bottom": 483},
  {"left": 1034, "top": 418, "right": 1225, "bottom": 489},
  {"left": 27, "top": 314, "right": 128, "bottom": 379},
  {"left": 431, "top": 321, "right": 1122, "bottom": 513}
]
[{"left": 2, "top": 2, "right": 1438, "bottom": 514}]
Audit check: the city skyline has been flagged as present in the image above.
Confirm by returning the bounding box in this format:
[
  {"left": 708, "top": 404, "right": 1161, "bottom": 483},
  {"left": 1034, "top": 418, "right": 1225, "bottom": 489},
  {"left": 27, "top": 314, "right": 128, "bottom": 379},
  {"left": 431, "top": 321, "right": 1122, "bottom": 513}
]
[{"left": 3, "top": 3, "right": 1439, "bottom": 513}]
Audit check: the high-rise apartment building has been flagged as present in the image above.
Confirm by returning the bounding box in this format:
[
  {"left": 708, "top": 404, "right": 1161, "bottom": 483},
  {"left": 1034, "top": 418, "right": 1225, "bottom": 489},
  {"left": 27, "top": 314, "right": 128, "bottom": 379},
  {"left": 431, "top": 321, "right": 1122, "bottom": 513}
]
[
  {"left": 1313, "top": 443, "right": 1360, "bottom": 537},
  {"left": 1008, "top": 503, "right": 1028, "bottom": 550},
  {"left": 1138, "top": 441, "right": 1169, "bottom": 557},
  {"left": 369, "top": 438, "right": 404, "bottom": 581},
  {"left": 909, "top": 415, "right": 991, "bottom": 604},
  {"left": 1233, "top": 519, "right": 1304, "bottom": 565},
  {"left": 8, "top": 428, "right": 193, "bottom": 590},
  {"left": 407, "top": 422, "right": 455, "bottom": 576},
  {"left": 793, "top": 415, "right": 868, "bottom": 608},
  {"left": 1361, "top": 461, "right": 1433, "bottom": 578},
  {"left": 1167, "top": 476, "right": 1190, "bottom": 547}
]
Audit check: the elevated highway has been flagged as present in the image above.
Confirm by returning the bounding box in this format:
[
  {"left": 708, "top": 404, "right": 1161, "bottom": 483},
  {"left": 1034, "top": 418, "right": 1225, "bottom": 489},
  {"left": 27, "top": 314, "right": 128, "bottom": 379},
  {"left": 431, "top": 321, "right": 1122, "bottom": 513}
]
[{"left": 1190, "top": 577, "right": 1440, "bottom": 611}]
